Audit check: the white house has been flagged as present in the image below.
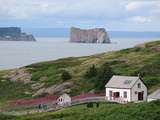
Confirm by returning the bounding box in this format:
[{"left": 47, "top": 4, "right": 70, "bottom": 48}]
[
  {"left": 57, "top": 93, "right": 71, "bottom": 106},
  {"left": 148, "top": 89, "right": 160, "bottom": 102},
  {"left": 105, "top": 75, "right": 147, "bottom": 103}
]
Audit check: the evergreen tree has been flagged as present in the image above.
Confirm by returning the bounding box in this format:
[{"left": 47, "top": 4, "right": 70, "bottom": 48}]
[
  {"left": 61, "top": 70, "right": 72, "bottom": 81},
  {"left": 96, "top": 63, "right": 115, "bottom": 90},
  {"left": 85, "top": 64, "right": 97, "bottom": 78}
]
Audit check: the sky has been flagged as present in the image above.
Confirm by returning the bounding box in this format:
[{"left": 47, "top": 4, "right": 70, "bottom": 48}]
[{"left": 0, "top": 0, "right": 160, "bottom": 31}]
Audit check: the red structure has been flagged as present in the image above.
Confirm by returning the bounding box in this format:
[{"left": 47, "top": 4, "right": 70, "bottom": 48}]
[
  {"left": 13, "top": 96, "right": 58, "bottom": 107},
  {"left": 72, "top": 93, "right": 105, "bottom": 101}
]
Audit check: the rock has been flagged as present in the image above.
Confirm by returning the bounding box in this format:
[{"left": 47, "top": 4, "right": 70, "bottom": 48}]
[
  {"left": 1, "top": 79, "right": 7, "bottom": 82},
  {"left": 0, "top": 27, "right": 36, "bottom": 41},
  {"left": 19, "top": 32, "right": 36, "bottom": 41},
  {"left": 152, "top": 46, "right": 160, "bottom": 52},
  {"left": 33, "top": 88, "right": 46, "bottom": 97},
  {"left": 3, "top": 68, "right": 32, "bottom": 84},
  {"left": 31, "top": 83, "right": 45, "bottom": 90},
  {"left": 24, "top": 91, "right": 32, "bottom": 95},
  {"left": 135, "top": 43, "right": 146, "bottom": 48},
  {"left": 32, "top": 82, "right": 74, "bottom": 97},
  {"left": 135, "top": 43, "right": 160, "bottom": 52},
  {"left": 70, "top": 27, "right": 110, "bottom": 43},
  {"left": 39, "top": 76, "right": 48, "bottom": 81}
]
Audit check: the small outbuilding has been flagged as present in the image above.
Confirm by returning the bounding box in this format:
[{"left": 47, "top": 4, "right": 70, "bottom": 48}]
[
  {"left": 148, "top": 89, "right": 160, "bottom": 102},
  {"left": 57, "top": 93, "right": 71, "bottom": 106},
  {"left": 105, "top": 75, "right": 147, "bottom": 103}
]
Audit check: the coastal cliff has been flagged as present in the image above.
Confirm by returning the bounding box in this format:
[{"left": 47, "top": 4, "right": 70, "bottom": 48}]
[
  {"left": 70, "top": 27, "right": 110, "bottom": 43},
  {"left": 0, "top": 27, "right": 36, "bottom": 41}
]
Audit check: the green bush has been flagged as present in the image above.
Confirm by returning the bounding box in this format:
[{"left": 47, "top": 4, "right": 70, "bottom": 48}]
[
  {"left": 85, "top": 64, "right": 97, "bottom": 78},
  {"left": 61, "top": 70, "right": 72, "bottom": 81}
]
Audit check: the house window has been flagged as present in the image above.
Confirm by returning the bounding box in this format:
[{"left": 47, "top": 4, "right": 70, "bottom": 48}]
[
  {"left": 109, "top": 91, "right": 112, "bottom": 97},
  {"left": 113, "top": 92, "right": 120, "bottom": 98},
  {"left": 123, "top": 91, "right": 127, "bottom": 98},
  {"left": 138, "top": 83, "right": 141, "bottom": 88}
]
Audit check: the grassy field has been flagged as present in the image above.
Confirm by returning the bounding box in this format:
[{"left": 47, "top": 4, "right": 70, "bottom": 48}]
[
  {"left": 1, "top": 100, "right": 160, "bottom": 120},
  {"left": 0, "top": 40, "right": 160, "bottom": 105}
]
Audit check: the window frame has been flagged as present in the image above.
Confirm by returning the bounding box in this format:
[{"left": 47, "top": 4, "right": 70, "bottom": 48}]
[
  {"left": 137, "top": 83, "right": 141, "bottom": 88},
  {"left": 123, "top": 91, "right": 127, "bottom": 98},
  {"left": 109, "top": 90, "right": 112, "bottom": 97}
]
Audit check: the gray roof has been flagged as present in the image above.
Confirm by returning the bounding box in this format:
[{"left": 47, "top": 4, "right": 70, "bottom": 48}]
[
  {"left": 105, "top": 75, "right": 139, "bottom": 89},
  {"left": 148, "top": 89, "right": 160, "bottom": 99}
]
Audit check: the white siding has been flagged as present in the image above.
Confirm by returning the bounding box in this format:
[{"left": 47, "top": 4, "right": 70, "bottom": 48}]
[
  {"left": 57, "top": 94, "right": 71, "bottom": 106},
  {"left": 131, "top": 79, "right": 147, "bottom": 102},
  {"left": 147, "top": 98, "right": 157, "bottom": 102},
  {"left": 106, "top": 88, "right": 131, "bottom": 102}
]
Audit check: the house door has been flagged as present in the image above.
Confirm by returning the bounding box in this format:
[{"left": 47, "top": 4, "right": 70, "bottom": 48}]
[
  {"left": 138, "top": 92, "right": 143, "bottom": 100},
  {"left": 113, "top": 92, "right": 120, "bottom": 98}
]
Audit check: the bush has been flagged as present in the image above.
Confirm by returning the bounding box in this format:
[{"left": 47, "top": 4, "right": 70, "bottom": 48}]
[
  {"left": 85, "top": 64, "right": 97, "bottom": 78},
  {"left": 61, "top": 70, "right": 72, "bottom": 81},
  {"left": 85, "top": 63, "right": 115, "bottom": 90},
  {"left": 96, "top": 63, "right": 115, "bottom": 90}
]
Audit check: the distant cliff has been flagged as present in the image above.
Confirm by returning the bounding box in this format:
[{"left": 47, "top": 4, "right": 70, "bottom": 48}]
[
  {"left": 0, "top": 27, "right": 36, "bottom": 41},
  {"left": 70, "top": 27, "right": 110, "bottom": 43}
]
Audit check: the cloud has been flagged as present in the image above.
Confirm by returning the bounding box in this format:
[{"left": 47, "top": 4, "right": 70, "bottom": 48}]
[
  {"left": 125, "top": 1, "right": 160, "bottom": 12},
  {"left": 0, "top": 0, "right": 123, "bottom": 20},
  {"left": 125, "top": 2, "right": 144, "bottom": 11},
  {"left": 128, "top": 16, "right": 151, "bottom": 23},
  {"left": 0, "top": 0, "right": 160, "bottom": 31}
]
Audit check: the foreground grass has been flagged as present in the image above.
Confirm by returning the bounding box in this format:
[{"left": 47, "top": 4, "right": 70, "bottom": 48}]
[{"left": 1, "top": 101, "right": 160, "bottom": 120}]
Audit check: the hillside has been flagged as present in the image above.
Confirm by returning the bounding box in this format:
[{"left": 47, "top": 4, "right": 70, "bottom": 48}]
[
  {"left": 0, "top": 40, "right": 160, "bottom": 107},
  {"left": 1, "top": 101, "right": 160, "bottom": 120}
]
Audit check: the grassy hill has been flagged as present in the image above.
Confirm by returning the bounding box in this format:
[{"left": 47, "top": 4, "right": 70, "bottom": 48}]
[
  {"left": 1, "top": 100, "right": 160, "bottom": 120},
  {"left": 0, "top": 40, "right": 160, "bottom": 106}
]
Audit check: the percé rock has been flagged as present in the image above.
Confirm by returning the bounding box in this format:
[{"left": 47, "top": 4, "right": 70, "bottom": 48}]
[
  {"left": 0, "top": 27, "right": 36, "bottom": 41},
  {"left": 70, "top": 27, "right": 110, "bottom": 43}
]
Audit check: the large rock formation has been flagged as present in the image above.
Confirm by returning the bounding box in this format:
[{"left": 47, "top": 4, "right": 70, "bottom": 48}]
[
  {"left": 70, "top": 27, "right": 110, "bottom": 43},
  {"left": 0, "top": 27, "right": 36, "bottom": 41},
  {"left": 32, "top": 82, "right": 74, "bottom": 97}
]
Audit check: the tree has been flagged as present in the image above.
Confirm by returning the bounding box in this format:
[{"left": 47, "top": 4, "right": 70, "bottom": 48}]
[
  {"left": 85, "top": 64, "right": 97, "bottom": 78},
  {"left": 96, "top": 63, "right": 115, "bottom": 90},
  {"left": 61, "top": 70, "right": 72, "bottom": 81}
]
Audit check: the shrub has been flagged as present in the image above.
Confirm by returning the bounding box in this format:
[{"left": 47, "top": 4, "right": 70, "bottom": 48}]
[
  {"left": 96, "top": 63, "right": 115, "bottom": 90},
  {"left": 61, "top": 70, "right": 72, "bottom": 81},
  {"left": 85, "top": 64, "right": 97, "bottom": 78}
]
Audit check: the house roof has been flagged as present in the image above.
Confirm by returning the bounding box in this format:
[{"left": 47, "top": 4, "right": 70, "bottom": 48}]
[
  {"left": 105, "top": 75, "right": 139, "bottom": 89},
  {"left": 148, "top": 89, "right": 160, "bottom": 99}
]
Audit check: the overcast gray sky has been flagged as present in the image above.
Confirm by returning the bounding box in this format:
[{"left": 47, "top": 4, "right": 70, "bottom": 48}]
[{"left": 0, "top": 0, "right": 160, "bottom": 31}]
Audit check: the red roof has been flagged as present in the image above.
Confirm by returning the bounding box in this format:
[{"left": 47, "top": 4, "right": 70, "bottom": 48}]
[
  {"left": 72, "top": 93, "right": 105, "bottom": 101},
  {"left": 14, "top": 96, "right": 58, "bottom": 106}
]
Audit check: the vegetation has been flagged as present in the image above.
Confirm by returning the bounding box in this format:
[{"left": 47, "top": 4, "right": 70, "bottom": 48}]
[
  {"left": 85, "top": 64, "right": 97, "bottom": 78},
  {"left": 0, "top": 40, "right": 160, "bottom": 104},
  {"left": 85, "top": 63, "right": 115, "bottom": 90},
  {"left": 61, "top": 70, "right": 72, "bottom": 81},
  {"left": 1, "top": 100, "right": 160, "bottom": 120}
]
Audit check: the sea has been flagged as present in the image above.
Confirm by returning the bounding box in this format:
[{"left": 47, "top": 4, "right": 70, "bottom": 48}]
[{"left": 0, "top": 37, "right": 159, "bottom": 70}]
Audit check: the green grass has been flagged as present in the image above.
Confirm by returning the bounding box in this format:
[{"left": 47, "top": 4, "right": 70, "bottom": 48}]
[
  {"left": 0, "top": 80, "right": 32, "bottom": 108},
  {"left": 0, "top": 40, "right": 160, "bottom": 105},
  {"left": 1, "top": 101, "right": 160, "bottom": 120}
]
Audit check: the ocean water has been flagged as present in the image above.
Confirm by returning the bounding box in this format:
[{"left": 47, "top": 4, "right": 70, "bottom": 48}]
[{"left": 0, "top": 37, "right": 159, "bottom": 70}]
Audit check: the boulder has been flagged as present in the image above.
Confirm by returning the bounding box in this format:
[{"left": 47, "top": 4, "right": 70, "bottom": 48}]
[
  {"left": 3, "top": 68, "right": 32, "bottom": 84},
  {"left": 70, "top": 27, "right": 110, "bottom": 43},
  {"left": 32, "top": 82, "right": 74, "bottom": 97}
]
